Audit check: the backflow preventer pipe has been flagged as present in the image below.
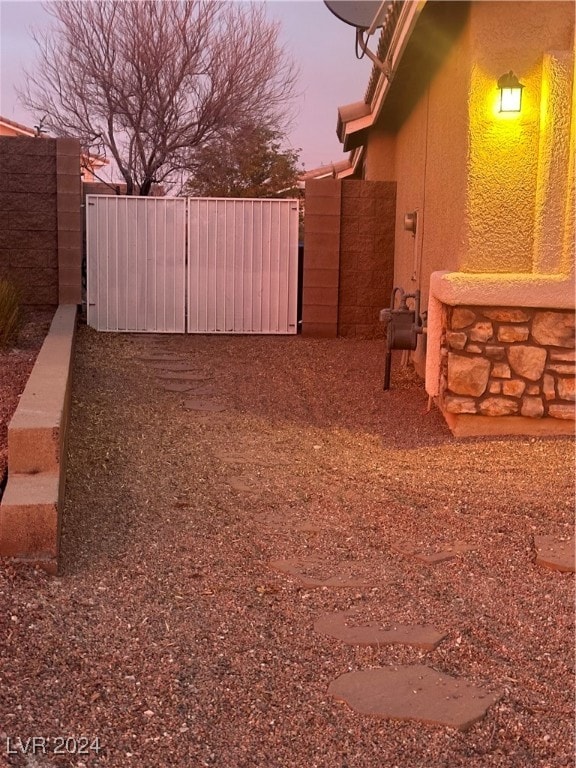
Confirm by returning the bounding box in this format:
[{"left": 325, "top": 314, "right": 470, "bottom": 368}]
[{"left": 379, "top": 287, "right": 424, "bottom": 390}]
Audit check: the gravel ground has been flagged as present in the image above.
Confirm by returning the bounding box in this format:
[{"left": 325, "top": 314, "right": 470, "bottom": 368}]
[{"left": 0, "top": 324, "right": 574, "bottom": 768}]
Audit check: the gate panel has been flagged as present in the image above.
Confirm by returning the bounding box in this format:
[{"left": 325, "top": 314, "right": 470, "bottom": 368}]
[
  {"left": 87, "top": 196, "right": 186, "bottom": 332},
  {"left": 187, "top": 198, "right": 299, "bottom": 334}
]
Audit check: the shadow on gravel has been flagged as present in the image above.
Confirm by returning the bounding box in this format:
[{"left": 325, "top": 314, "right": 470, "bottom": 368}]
[{"left": 59, "top": 330, "right": 574, "bottom": 576}]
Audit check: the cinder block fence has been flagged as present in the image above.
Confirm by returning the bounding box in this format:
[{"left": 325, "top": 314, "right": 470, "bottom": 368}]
[
  {"left": 301, "top": 179, "right": 396, "bottom": 339},
  {"left": 0, "top": 136, "right": 82, "bottom": 306}
]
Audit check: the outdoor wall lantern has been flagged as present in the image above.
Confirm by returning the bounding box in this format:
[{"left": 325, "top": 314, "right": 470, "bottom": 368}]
[{"left": 497, "top": 70, "right": 525, "bottom": 112}]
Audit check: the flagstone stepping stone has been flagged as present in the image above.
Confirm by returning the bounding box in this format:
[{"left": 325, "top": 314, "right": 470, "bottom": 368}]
[
  {"left": 214, "top": 451, "right": 291, "bottom": 467},
  {"left": 158, "top": 382, "right": 195, "bottom": 393},
  {"left": 255, "top": 512, "right": 329, "bottom": 533},
  {"left": 186, "top": 386, "right": 216, "bottom": 396},
  {"left": 138, "top": 354, "right": 184, "bottom": 363},
  {"left": 227, "top": 476, "right": 257, "bottom": 493},
  {"left": 183, "top": 399, "right": 226, "bottom": 412},
  {"left": 288, "top": 521, "right": 325, "bottom": 533},
  {"left": 328, "top": 665, "right": 500, "bottom": 731},
  {"left": 534, "top": 535, "right": 575, "bottom": 573},
  {"left": 156, "top": 371, "right": 212, "bottom": 381},
  {"left": 167, "top": 381, "right": 214, "bottom": 395},
  {"left": 393, "top": 541, "right": 472, "bottom": 564},
  {"left": 314, "top": 610, "right": 446, "bottom": 650},
  {"left": 269, "top": 558, "right": 373, "bottom": 588},
  {"left": 147, "top": 362, "right": 200, "bottom": 371}
]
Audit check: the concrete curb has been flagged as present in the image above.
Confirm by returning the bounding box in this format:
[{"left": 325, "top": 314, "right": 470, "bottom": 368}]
[{"left": 0, "top": 304, "right": 77, "bottom": 574}]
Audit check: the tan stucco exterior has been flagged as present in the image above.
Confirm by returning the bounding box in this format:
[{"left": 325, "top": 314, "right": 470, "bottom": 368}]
[
  {"left": 362, "top": 1, "right": 472, "bottom": 308},
  {"left": 360, "top": 1, "right": 574, "bottom": 293},
  {"left": 465, "top": 2, "right": 574, "bottom": 276},
  {"left": 336, "top": 0, "right": 575, "bottom": 435}
]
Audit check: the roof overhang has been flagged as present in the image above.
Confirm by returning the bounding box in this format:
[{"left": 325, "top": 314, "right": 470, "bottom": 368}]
[
  {"left": 300, "top": 158, "right": 354, "bottom": 182},
  {"left": 84, "top": 154, "right": 109, "bottom": 169},
  {"left": 0, "top": 116, "right": 37, "bottom": 137},
  {"left": 337, "top": 0, "right": 427, "bottom": 152},
  {"left": 335, "top": 147, "right": 364, "bottom": 179}
]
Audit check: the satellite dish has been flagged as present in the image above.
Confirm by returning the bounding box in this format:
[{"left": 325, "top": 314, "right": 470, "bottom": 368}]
[{"left": 324, "top": 0, "right": 391, "bottom": 30}]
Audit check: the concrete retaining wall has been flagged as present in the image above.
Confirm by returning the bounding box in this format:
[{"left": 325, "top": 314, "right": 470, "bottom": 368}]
[{"left": 0, "top": 304, "right": 77, "bottom": 573}]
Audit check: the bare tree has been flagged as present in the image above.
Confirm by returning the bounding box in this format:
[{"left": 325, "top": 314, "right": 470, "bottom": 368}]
[{"left": 21, "top": 1, "right": 299, "bottom": 195}]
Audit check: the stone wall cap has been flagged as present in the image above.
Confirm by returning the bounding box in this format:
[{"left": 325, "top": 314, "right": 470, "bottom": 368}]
[{"left": 430, "top": 271, "right": 575, "bottom": 310}]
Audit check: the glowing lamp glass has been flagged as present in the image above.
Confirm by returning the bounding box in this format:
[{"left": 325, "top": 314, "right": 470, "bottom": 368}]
[
  {"left": 500, "top": 87, "right": 522, "bottom": 112},
  {"left": 497, "top": 70, "right": 524, "bottom": 113}
]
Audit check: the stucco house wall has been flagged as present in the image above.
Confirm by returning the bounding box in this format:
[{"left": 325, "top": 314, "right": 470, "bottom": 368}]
[
  {"left": 363, "top": 2, "right": 471, "bottom": 297},
  {"left": 363, "top": 1, "right": 574, "bottom": 288},
  {"left": 335, "top": 0, "right": 574, "bottom": 436},
  {"left": 465, "top": 1, "right": 574, "bottom": 275}
]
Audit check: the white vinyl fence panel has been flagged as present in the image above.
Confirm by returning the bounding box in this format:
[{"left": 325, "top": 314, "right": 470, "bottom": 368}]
[
  {"left": 86, "top": 196, "right": 186, "bottom": 332},
  {"left": 187, "top": 198, "right": 299, "bottom": 334}
]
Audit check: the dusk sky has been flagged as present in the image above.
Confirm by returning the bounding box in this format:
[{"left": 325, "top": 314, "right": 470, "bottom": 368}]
[{"left": 0, "top": 0, "right": 375, "bottom": 171}]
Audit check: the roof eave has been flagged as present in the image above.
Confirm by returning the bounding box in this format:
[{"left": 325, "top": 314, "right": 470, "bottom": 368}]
[{"left": 336, "top": 0, "right": 427, "bottom": 151}]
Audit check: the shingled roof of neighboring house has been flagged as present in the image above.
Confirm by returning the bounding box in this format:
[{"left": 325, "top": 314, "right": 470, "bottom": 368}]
[
  {"left": 0, "top": 115, "right": 37, "bottom": 137},
  {"left": 0, "top": 114, "right": 108, "bottom": 178}
]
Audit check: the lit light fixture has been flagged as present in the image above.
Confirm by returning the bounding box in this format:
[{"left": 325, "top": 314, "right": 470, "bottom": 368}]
[{"left": 497, "top": 70, "right": 525, "bottom": 113}]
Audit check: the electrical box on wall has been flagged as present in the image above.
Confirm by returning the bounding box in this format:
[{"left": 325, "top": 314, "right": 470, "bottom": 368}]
[{"left": 403, "top": 211, "right": 417, "bottom": 235}]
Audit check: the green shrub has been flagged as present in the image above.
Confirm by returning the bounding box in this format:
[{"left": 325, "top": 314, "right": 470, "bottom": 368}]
[{"left": 0, "top": 279, "right": 23, "bottom": 347}]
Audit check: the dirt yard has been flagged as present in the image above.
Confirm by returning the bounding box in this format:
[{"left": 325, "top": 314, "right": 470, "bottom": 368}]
[{"left": 0, "top": 325, "right": 573, "bottom": 767}]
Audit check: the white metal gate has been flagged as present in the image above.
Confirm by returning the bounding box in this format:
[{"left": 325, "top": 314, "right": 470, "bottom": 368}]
[
  {"left": 86, "top": 196, "right": 187, "bottom": 332},
  {"left": 188, "top": 198, "right": 298, "bottom": 334},
  {"left": 86, "top": 196, "right": 299, "bottom": 335}
]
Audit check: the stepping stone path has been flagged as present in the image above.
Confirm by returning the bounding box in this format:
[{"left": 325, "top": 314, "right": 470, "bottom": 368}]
[
  {"left": 534, "top": 534, "right": 575, "bottom": 573},
  {"left": 183, "top": 399, "right": 226, "bottom": 412},
  {"left": 142, "top": 356, "right": 217, "bottom": 399},
  {"left": 187, "top": 386, "right": 216, "bottom": 397},
  {"left": 227, "top": 476, "right": 258, "bottom": 493},
  {"left": 147, "top": 362, "right": 202, "bottom": 371},
  {"left": 138, "top": 354, "right": 184, "bottom": 363},
  {"left": 314, "top": 610, "right": 447, "bottom": 650},
  {"left": 328, "top": 665, "right": 500, "bottom": 731},
  {"left": 269, "top": 558, "right": 374, "bottom": 588},
  {"left": 214, "top": 451, "right": 291, "bottom": 467},
  {"left": 393, "top": 541, "right": 472, "bottom": 564},
  {"left": 256, "top": 512, "right": 328, "bottom": 534},
  {"left": 269, "top": 529, "right": 499, "bottom": 729},
  {"left": 139, "top": 354, "right": 224, "bottom": 414},
  {"left": 157, "top": 381, "right": 196, "bottom": 393},
  {"left": 140, "top": 348, "right": 505, "bottom": 733},
  {"left": 156, "top": 371, "right": 212, "bottom": 381}
]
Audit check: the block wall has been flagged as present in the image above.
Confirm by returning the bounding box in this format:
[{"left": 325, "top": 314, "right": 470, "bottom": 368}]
[
  {"left": 302, "top": 179, "right": 396, "bottom": 338},
  {"left": 301, "top": 179, "right": 342, "bottom": 337},
  {"left": 0, "top": 136, "right": 81, "bottom": 307},
  {"left": 339, "top": 180, "right": 396, "bottom": 339},
  {"left": 56, "top": 139, "right": 82, "bottom": 305}
]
